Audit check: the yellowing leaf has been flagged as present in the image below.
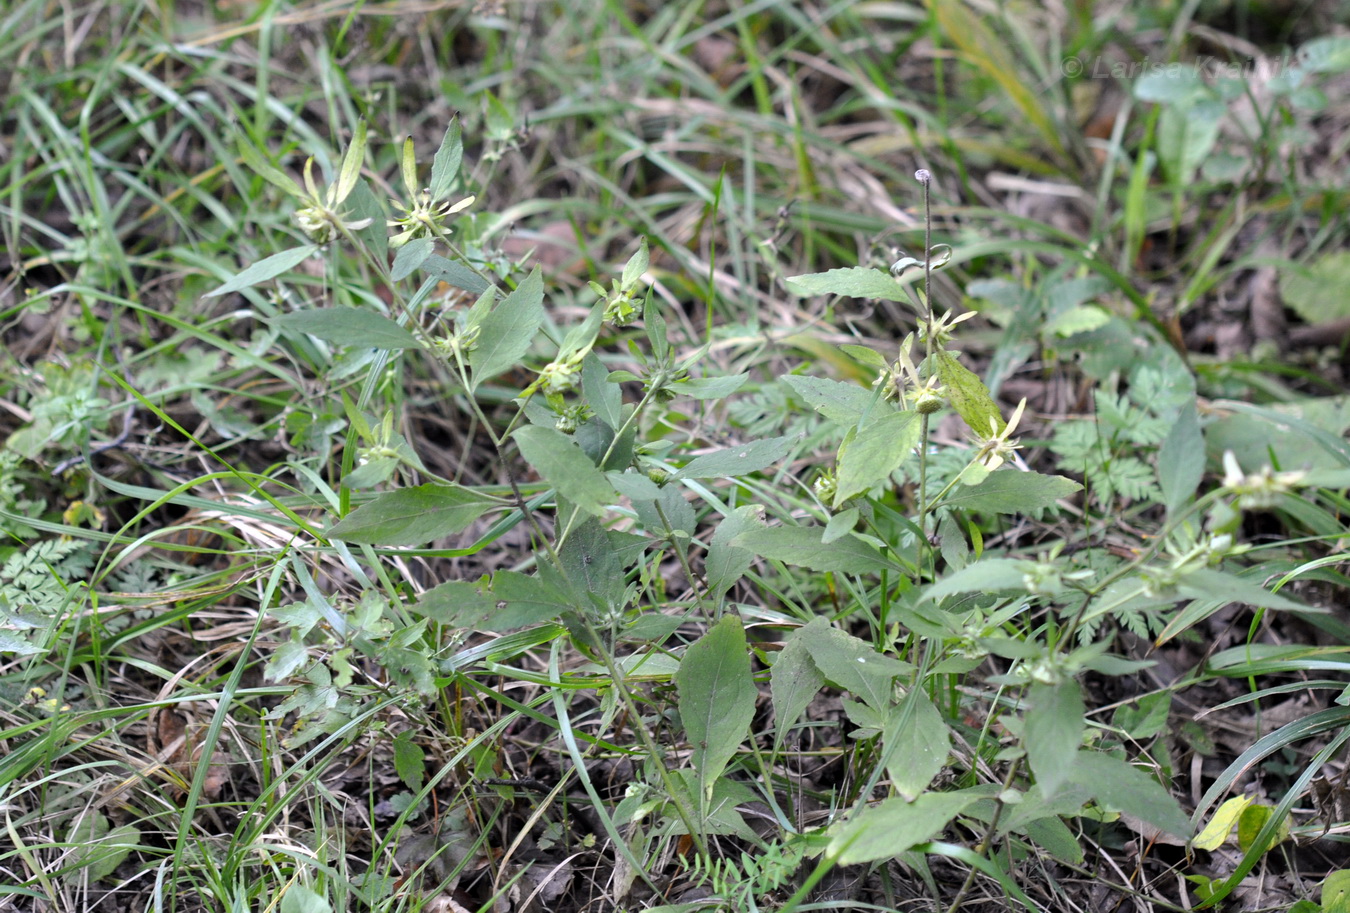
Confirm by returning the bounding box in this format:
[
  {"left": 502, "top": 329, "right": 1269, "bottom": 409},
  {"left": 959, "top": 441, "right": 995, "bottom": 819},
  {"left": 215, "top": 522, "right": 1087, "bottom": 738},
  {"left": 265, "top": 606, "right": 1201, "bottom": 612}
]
[{"left": 1193, "top": 795, "right": 1252, "bottom": 850}]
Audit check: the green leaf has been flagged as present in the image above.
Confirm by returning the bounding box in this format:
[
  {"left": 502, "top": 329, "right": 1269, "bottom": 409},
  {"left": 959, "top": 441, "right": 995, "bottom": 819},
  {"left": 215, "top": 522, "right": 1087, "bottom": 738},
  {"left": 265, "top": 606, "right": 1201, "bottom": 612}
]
[
  {"left": 1281, "top": 251, "right": 1350, "bottom": 324},
  {"left": 705, "top": 505, "right": 765, "bottom": 600},
  {"left": 1236, "top": 803, "right": 1289, "bottom": 854},
  {"left": 410, "top": 579, "right": 495, "bottom": 627},
  {"left": 1024, "top": 681, "right": 1084, "bottom": 797},
  {"left": 1025, "top": 816, "right": 1085, "bottom": 865},
  {"left": 65, "top": 813, "right": 139, "bottom": 883},
  {"left": 791, "top": 616, "right": 911, "bottom": 710},
  {"left": 673, "top": 373, "right": 749, "bottom": 400},
  {"left": 622, "top": 236, "right": 649, "bottom": 288},
  {"left": 205, "top": 245, "right": 319, "bottom": 297},
  {"left": 673, "top": 433, "right": 796, "bottom": 480},
  {"left": 923, "top": 558, "right": 1028, "bottom": 601},
  {"left": 732, "top": 525, "right": 897, "bottom": 575},
  {"left": 835, "top": 411, "right": 922, "bottom": 505},
  {"left": 786, "top": 266, "right": 913, "bottom": 303},
  {"left": 429, "top": 117, "right": 464, "bottom": 201},
  {"left": 934, "top": 350, "right": 1004, "bottom": 437},
  {"left": 328, "top": 484, "right": 498, "bottom": 546},
  {"left": 392, "top": 730, "right": 425, "bottom": 791},
  {"left": 822, "top": 506, "right": 859, "bottom": 544},
  {"left": 770, "top": 634, "right": 825, "bottom": 750},
  {"left": 469, "top": 267, "right": 546, "bottom": 390},
  {"left": 1157, "top": 98, "right": 1223, "bottom": 184},
  {"left": 274, "top": 308, "right": 421, "bottom": 350},
  {"left": 838, "top": 344, "right": 889, "bottom": 371},
  {"left": 513, "top": 425, "right": 616, "bottom": 517},
  {"left": 281, "top": 884, "right": 332, "bottom": 913},
  {"left": 490, "top": 571, "right": 577, "bottom": 627},
  {"left": 558, "top": 519, "right": 631, "bottom": 614},
  {"left": 1178, "top": 567, "right": 1305, "bottom": 611},
  {"left": 1112, "top": 691, "right": 1172, "bottom": 741},
  {"left": 1071, "top": 751, "right": 1190, "bottom": 840},
  {"left": 582, "top": 353, "right": 623, "bottom": 428},
  {"left": 830, "top": 791, "right": 982, "bottom": 865},
  {"left": 943, "top": 470, "right": 1081, "bottom": 514},
  {"left": 1158, "top": 400, "right": 1204, "bottom": 516},
  {"left": 781, "top": 374, "right": 876, "bottom": 425},
  {"left": 334, "top": 119, "right": 367, "bottom": 204},
  {"left": 885, "top": 689, "right": 951, "bottom": 800},
  {"left": 1324, "top": 870, "right": 1350, "bottom": 913},
  {"left": 422, "top": 255, "right": 492, "bottom": 295},
  {"left": 677, "top": 615, "right": 757, "bottom": 804},
  {"left": 235, "top": 131, "right": 303, "bottom": 198},
  {"left": 391, "top": 237, "right": 434, "bottom": 281}
]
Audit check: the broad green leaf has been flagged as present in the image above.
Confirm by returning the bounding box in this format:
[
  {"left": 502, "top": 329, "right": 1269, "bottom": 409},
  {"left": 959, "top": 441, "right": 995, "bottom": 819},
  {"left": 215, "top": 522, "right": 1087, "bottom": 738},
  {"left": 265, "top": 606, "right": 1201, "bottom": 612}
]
[
  {"left": 205, "top": 245, "right": 319, "bottom": 297},
  {"left": 822, "top": 506, "right": 859, "bottom": 544},
  {"left": 705, "top": 505, "right": 765, "bottom": 599},
  {"left": 1134, "top": 68, "right": 1208, "bottom": 104},
  {"left": 558, "top": 518, "right": 630, "bottom": 613},
  {"left": 942, "top": 470, "right": 1081, "bottom": 514},
  {"left": 274, "top": 308, "right": 421, "bottom": 350},
  {"left": 1112, "top": 691, "right": 1172, "bottom": 740},
  {"left": 392, "top": 730, "right": 425, "bottom": 790},
  {"left": 781, "top": 374, "right": 876, "bottom": 425},
  {"left": 411, "top": 579, "right": 496, "bottom": 627},
  {"left": 422, "top": 254, "right": 492, "bottom": 295},
  {"left": 1071, "top": 751, "right": 1190, "bottom": 840},
  {"left": 1281, "top": 252, "right": 1350, "bottom": 324},
  {"left": 429, "top": 117, "right": 464, "bottom": 201},
  {"left": 346, "top": 179, "right": 387, "bottom": 265},
  {"left": 885, "top": 689, "right": 951, "bottom": 800},
  {"left": 1158, "top": 400, "right": 1204, "bottom": 516},
  {"left": 391, "top": 236, "right": 434, "bottom": 281},
  {"left": 839, "top": 344, "right": 890, "bottom": 372},
  {"left": 830, "top": 791, "right": 982, "bottom": 864},
  {"left": 673, "top": 433, "right": 796, "bottom": 480},
  {"left": 934, "top": 350, "right": 1004, "bottom": 437},
  {"left": 490, "top": 570, "right": 577, "bottom": 627},
  {"left": 514, "top": 425, "right": 616, "bottom": 517},
  {"left": 1157, "top": 98, "right": 1223, "bottom": 184},
  {"left": 1324, "top": 870, "right": 1350, "bottom": 913},
  {"left": 835, "top": 411, "right": 922, "bottom": 506},
  {"left": 791, "top": 617, "right": 911, "bottom": 710},
  {"left": 923, "top": 558, "right": 1028, "bottom": 601},
  {"left": 1025, "top": 816, "right": 1085, "bottom": 865},
  {"left": 673, "top": 373, "right": 749, "bottom": 400},
  {"left": 328, "top": 484, "right": 497, "bottom": 546},
  {"left": 770, "top": 634, "right": 825, "bottom": 750},
  {"left": 469, "top": 267, "right": 545, "bottom": 389},
  {"left": 1193, "top": 795, "right": 1253, "bottom": 851},
  {"left": 732, "top": 526, "right": 896, "bottom": 575},
  {"left": 1178, "top": 568, "right": 1305, "bottom": 611},
  {"left": 582, "top": 353, "right": 623, "bottom": 428},
  {"left": 677, "top": 615, "right": 757, "bottom": 804},
  {"left": 281, "top": 885, "right": 332, "bottom": 913},
  {"left": 66, "top": 813, "right": 139, "bottom": 882},
  {"left": 785, "top": 267, "right": 912, "bottom": 302},
  {"left": 1237, "top": 803, "right": 1289, "bottom": 854},
  {"left": 1024, "top": 681, "right": 1084, "bottom": 797}
]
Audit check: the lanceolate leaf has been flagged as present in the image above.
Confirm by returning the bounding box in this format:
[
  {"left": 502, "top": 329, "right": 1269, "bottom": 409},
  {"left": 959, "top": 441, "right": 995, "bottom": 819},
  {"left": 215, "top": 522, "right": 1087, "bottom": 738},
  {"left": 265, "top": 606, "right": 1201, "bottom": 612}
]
[
  {"left": 206, "top": 245, "right": 319, "bottom": 297},
  {"left": 1024, "top": 681, "right": 1085, "bottom": 797},
  {"left": 673, "top": 433, "right": 796, "bottom": 480},
  {"left": 328, "top": 484, "right": 497, "bottom": 545},
  {"left": 469, "top": 267, "right": 545, "bottom": 389},
  {"left": 835, "top": 411, "right": 922, "bottom": 505},
  {"left": 429, "top": 117, "right": 464, "bottom": 201},
  {"left": 830, "top": 791, "right": 982, "bottom": 865},
  {"left": 934, "top": 349, "right": 1004, "bottom": 437},
  {"left": 781, "top": 375, "right": 876, "bottom": 426},
  {"left": 732, "top": 526, "right": 896, "bottom": 575},
  {"left": 770, "top": 634, "right": 825, "bottom": 750},
  {"left": 942, "top": 470, "right": 1082, "bottom": 514},
  {"left": 274, "top": 308, "right": 421, "bottom": 350},
  {"left": 786, "top": 267, "right": 913, "bottom": 303},
  {"left": 513, "top": 425, "right": 616, "bottom": 517},
  {"left": 677, "top": 615, "right": 756, "bottom": 804},
  {"left": 885, "top": 688, "right": 951, "bottom": 800},
  {"left": 705, "top": 505, "right": 765, "bottom": 599},
  {"left": 1158, "top": 400, "right": 1204, "bottom": 516},
  {"left": 791, "top": 617, "right": 911, "bottom": 711},
  {"left": 1071, "top": 751, "right": 1190, "bottom": 840}
]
